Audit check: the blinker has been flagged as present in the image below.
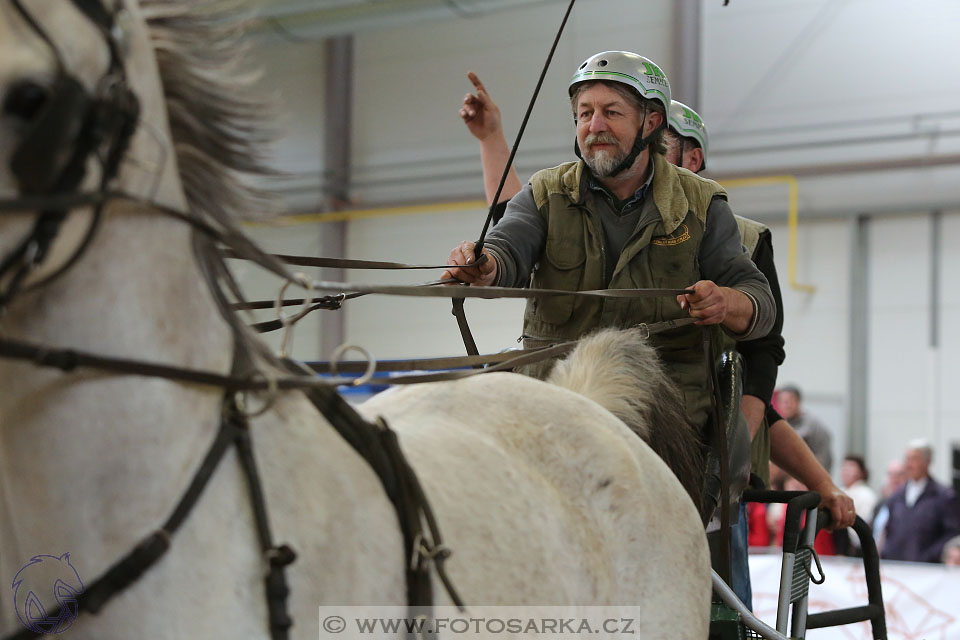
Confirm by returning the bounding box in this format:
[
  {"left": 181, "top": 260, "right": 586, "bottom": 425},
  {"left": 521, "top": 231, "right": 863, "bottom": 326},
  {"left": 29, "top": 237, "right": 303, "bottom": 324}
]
[{"left": 10, "top": 75, "right": 94, "bottom": 194}]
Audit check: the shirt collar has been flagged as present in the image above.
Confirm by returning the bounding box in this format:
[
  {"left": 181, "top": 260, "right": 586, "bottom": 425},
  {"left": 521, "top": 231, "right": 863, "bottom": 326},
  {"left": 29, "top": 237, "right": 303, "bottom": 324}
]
[
  {"left": 904, "top": 478, "right": 928, "bottom": 507},
  {"left": 585, "top": 157, "right": 655, "bottom": 210}
]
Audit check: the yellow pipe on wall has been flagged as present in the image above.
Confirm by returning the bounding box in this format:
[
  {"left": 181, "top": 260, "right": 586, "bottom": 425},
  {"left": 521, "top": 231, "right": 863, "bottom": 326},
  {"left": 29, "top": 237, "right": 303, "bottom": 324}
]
[
  {"left": 719, "top": 175, "right": 815, "bottom": 293},
  {"left": 257, "top": 175, "right": 815, "bottom": 292}
]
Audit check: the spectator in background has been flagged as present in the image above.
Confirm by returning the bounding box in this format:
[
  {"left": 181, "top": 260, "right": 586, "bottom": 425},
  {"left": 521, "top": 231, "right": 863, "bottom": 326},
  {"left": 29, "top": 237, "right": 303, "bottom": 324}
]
[
  {"left": 775, "top": 385, "right": 833, "bottom": 473},
  {"left": 882, "top": 439, "right": 960, "bottom": 563},
  {"left": 840, "top": 454, "right": 878, "bottom": 555},
  {"left": 842, "top": 455, "right": 878, "bottom": 523},
  {"left": 943, "top": 536, "right": 960, "bottom": 566},
  {"left": 872, "top": 458, "right": 907, "bottom": 551}
]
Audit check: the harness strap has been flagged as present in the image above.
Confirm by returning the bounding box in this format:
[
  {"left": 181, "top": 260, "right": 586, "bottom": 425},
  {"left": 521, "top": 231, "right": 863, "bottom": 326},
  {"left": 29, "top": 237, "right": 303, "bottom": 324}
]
[
  {"left": 451, "top": 297, "right": 481, "bottom": 359},
  {"left": 307, "top": 347, "right": 556, "bottom": 374},
  {"left": 230, "top": 398, "right": 296, "bottom": 640},
  {"left": 0, "top": 335, "right": 354, "bottom": 390},
  {"left": 222, "top": 248, "right": 479, "bottom": 272}
]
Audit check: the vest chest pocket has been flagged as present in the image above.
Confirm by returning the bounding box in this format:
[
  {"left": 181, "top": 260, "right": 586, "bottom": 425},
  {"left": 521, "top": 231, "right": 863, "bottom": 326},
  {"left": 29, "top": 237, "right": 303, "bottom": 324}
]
[{"left": 532, "top": 236, "right": 586, "bottom": 325}]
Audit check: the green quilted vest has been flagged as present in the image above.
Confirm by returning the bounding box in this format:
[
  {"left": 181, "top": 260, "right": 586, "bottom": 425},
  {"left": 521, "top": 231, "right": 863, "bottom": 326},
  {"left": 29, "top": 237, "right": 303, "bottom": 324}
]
[{"left": 520, "top": 152, "right": 727, "bottom": 429}]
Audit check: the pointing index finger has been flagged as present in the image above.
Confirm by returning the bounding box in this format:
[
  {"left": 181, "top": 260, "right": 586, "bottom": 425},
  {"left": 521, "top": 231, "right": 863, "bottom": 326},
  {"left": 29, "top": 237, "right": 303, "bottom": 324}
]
[{"left": 466, "top": 71, "right": 486, "bottom": 94}]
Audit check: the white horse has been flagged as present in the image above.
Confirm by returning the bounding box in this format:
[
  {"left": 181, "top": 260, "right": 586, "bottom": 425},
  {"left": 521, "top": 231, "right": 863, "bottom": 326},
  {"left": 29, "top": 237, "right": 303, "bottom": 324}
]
[{"left": 0, "top": 1, "right": 709, "bottom": 638}]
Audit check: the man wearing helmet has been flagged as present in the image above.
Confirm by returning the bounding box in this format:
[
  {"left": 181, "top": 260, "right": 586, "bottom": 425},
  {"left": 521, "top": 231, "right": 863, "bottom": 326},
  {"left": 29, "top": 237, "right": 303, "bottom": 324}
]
[
  {"left": 665, "top": 100, "right": 707, "bottom": 173},
  {"left": 446, "top": 51, "right": 775, "bottom": 436}
]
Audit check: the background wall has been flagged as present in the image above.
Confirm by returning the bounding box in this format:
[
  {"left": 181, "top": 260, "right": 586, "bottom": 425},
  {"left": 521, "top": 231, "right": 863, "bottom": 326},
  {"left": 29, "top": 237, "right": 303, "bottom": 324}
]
[{"left": 238, "top": 0, "right": 960, "bottom": 487}]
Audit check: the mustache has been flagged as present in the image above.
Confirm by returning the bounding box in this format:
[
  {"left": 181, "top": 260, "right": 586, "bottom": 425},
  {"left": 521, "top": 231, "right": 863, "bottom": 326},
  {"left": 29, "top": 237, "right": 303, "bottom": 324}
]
[{"left": 585, "top": 132, "right": 620, "bottom": 147}]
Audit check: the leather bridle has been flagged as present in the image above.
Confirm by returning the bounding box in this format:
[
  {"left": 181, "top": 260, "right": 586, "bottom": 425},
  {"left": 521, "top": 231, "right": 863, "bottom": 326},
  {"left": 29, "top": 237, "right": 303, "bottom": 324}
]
[{"left": 0, "top": 0, "right": 139, "bottom": 312}]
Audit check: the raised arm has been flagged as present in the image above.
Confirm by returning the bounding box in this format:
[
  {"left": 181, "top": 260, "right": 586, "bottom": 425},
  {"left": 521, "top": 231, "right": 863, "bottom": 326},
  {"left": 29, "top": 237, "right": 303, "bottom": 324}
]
[{"left": 459, "top": 71, "right": 523, "bottom": 205}]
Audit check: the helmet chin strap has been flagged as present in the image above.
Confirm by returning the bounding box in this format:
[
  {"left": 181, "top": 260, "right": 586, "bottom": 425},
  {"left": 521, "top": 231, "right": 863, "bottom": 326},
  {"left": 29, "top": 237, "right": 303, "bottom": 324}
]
[{"left": 574, "top": 109, "right": 665, "bottom": 178}]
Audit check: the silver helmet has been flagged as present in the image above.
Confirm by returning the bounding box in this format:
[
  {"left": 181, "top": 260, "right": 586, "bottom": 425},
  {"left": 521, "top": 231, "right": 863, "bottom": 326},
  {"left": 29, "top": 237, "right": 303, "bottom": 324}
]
[
  {"left": 668, "top": 100, "right": 709, "bottom": 166},
  {"left": 569, "top": 51, "right": 671, "bottom": 115}
]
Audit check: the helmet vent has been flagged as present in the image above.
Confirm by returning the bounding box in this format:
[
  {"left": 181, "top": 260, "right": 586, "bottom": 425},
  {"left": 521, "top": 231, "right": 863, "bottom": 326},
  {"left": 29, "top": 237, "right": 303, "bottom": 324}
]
[
  {"left": 598, "top": 59, "right": 608, "bottom": 67},
  {"left": 579, "top": 62, "right": 587, "bottom": 69}
]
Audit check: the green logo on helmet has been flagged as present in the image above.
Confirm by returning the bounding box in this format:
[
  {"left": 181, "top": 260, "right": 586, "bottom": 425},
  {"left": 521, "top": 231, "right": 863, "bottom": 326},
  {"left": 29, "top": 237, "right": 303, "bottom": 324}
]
[
  {"left": 642, "top": 61, "right": 665, "bottom": 78},
  {"left": 682, "top": 107, "right": 703, "bottom": 126}
]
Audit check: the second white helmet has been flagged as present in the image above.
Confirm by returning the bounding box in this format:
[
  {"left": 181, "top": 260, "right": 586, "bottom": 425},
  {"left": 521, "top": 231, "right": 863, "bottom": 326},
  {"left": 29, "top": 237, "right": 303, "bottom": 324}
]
[{"left": 667, "top": 100, "right": 709, "bottom": 166}]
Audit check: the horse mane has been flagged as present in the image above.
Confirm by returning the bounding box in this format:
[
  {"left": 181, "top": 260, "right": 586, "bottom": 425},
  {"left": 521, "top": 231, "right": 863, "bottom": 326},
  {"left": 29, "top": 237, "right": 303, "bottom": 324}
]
[
  {"left": 548, "top": 328, "right": 704, "bottom": 511},
  {"left": 131, "top": 0, "right": 299, "bottom": 375},
  {"left": 140, "top": 0, "right": 276, "bottom": 223}
]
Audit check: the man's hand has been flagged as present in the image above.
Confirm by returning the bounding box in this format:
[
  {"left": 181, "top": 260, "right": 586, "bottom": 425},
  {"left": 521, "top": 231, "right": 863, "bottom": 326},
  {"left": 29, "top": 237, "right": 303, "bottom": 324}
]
[
  {"left": 442, "top": 241, "right": 497, "bottom": 286},
  {"left": 811, "top": 479, "right": 856, "bottom": 531},
  {"left": 678, "top": 280, "right": 753, "bottom": 334},
  {"left": 459, "top": 72, "right": 503, "bottom": 141},
  {"left": 677, "top": 280, "right": 728, "bottom": 325}
]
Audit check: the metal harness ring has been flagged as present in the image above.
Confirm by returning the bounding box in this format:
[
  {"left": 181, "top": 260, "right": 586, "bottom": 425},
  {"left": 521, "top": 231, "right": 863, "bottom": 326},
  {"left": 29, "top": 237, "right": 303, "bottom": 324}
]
[
  {"left": 329, "top": 343, "right": 377, "bottom": 387},
  {"left": 275, "top": 273, "right": 315, "bottom": 357}
]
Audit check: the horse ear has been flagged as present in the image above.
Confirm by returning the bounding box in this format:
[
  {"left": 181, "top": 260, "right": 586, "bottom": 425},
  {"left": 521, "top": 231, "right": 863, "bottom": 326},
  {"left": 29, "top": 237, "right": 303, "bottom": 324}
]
[{"left": 59, "top": 552, "right": 71, "bottom": 562}]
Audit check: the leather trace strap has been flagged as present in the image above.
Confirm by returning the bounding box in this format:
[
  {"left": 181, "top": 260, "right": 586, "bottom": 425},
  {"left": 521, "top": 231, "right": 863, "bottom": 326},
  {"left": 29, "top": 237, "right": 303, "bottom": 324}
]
[
  {"left": 222, "top": 248, "right": 478, "bottom": 272},
  {"left": 0, "top": 335, "right": 355, "bottom": 390},
  {"left": 307, "top": 318, "right": 700, "bottom": 379},
  {"left": 451, "top": 297, "right": 481, "bottom": 360}
]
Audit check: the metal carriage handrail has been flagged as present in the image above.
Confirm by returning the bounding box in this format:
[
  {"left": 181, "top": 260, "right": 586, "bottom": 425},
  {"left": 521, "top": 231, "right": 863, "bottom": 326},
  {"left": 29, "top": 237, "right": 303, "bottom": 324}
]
[{"left": 715, "top": 489, "right": 887, "bottom": 640}]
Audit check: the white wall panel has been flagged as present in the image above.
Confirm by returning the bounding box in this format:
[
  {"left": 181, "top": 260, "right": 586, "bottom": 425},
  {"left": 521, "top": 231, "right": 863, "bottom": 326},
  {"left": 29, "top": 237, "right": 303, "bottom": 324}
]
[
  {"left": 866, "top": 215, "right": 934, "bottom": 484},
  {"left": 703, "top": 0, "right": 960, "bottom": 176},
  {"left": 933, "top": 211, "right": 960, "bottom": 484},
  {"left": 351, "top": 0, "right": 673, "bottom": 204},
  {"left": 769, "top": 218, "right": 851, "bottom": 394},
  {"left": 344, "top": 206, "right": 525, "bottom": 358},
  {"left": 251, "top": 39, "right": 327, "bottom": 210}
]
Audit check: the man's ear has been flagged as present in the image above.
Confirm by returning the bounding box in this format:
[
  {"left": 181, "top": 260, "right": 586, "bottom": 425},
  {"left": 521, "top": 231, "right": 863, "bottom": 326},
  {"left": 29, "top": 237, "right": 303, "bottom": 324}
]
[
  {"left": 644, "top": 109, "right": 665, "bottom": 135},
  {"left": 685, "top": 147, "right": 704, "bottom": 173}
]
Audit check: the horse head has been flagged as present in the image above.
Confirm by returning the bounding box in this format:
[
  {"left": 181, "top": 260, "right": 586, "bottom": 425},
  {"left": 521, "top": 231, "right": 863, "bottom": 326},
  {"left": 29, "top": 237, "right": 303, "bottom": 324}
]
[{"left": 0, "top": 0, "right": 272, "bottom": 317}]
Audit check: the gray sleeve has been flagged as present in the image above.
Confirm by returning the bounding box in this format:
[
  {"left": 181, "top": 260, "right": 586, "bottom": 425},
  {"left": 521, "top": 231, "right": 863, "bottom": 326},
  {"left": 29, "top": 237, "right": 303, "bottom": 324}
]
[
  {"left": 699, "top": 197, "right": 775, "bottom": 341},
  {"left": 484, "top": 184, "right": 546, "bottom": 287}
]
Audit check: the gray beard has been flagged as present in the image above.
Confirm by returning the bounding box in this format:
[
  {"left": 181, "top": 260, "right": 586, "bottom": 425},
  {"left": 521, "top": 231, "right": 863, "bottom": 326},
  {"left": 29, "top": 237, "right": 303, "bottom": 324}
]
[{"left": 585, "top": 147, "right": 628, "bottom": 177}]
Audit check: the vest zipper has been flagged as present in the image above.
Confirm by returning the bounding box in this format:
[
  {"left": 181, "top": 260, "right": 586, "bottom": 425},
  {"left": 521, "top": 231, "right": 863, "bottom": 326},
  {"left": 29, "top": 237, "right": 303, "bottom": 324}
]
[{"left": 576, "top": 203, "right": 609, "bottom": 287}]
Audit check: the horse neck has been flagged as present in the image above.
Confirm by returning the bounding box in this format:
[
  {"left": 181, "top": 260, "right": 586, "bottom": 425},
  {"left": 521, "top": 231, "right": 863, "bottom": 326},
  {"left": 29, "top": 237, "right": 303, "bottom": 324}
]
[{"left": 0, "top": 196, "right": 235, "bottom": 580}]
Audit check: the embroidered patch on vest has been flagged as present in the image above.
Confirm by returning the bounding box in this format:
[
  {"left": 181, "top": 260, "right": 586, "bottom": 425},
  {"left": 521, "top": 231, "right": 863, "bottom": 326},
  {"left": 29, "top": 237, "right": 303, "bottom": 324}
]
[{"left": 651, "top": 224, "right": 691, "bottom": 246}]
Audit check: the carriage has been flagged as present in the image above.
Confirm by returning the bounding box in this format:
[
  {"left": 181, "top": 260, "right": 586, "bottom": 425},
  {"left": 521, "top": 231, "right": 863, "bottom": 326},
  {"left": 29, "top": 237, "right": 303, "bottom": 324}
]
[{"left": 0, "top": 1, "right": 886, "bottom": 639}]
